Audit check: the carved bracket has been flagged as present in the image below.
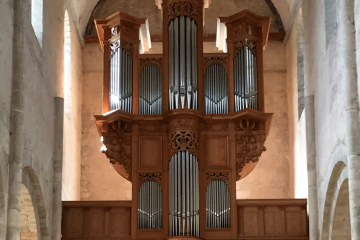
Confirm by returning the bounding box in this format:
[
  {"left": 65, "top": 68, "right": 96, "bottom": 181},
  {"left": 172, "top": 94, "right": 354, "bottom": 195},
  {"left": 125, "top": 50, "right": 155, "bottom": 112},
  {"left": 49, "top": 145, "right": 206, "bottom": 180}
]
[
  {"left": 139, "top": 173, "right": 163, "bottom": 186},
  {"left": 168, "top": 1, "right": 198, "bottom": 23},
  {"left": 235, "top": 119, "right": 266, "bottom": 180},
  {"left": 206, "top": 173, "right": 230, "bottom": 185},
  {"left": 121, "top": 40, "right": 133, "bottom": 58},
  {"left": 140, "top": 58, "right": 163, "bottom": 70},
  {"left": 169, "top": 130, "right": 199, "bottom": 158},
  {"left": 101, "top": 120, "right": 132, "bottom": 181}
]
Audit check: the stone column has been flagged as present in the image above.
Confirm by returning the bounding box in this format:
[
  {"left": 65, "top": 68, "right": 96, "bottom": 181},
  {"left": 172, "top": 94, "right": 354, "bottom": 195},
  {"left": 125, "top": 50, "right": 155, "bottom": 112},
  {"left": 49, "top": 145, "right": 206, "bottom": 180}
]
[
  {"left": 340, "top": 0, "right": 360, "bottom": 239},
  {"left": 52, "top": 97, "right": 64, "bottom": 240},
  {"left": 302, "top": 1, "right": 319, "bottom": 239},
  {"left": 6, "top": 1, "right": 27, "bottom": 239}
]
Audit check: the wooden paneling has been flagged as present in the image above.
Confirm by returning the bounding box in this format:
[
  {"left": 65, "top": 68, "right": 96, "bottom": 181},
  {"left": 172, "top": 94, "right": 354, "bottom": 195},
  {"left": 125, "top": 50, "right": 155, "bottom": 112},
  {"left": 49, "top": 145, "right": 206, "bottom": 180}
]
[
  {"left": 139, "top": 136, "right": 162, "bottom": 169},
  {"left": 237, "top": 199, "right": 308, "bottom": 240},
  {"left": 62, "top": 201, "right": 132, "bottom": 240},
  {"left": 206, "top": 136, "right": 228, "bottom": 167}
]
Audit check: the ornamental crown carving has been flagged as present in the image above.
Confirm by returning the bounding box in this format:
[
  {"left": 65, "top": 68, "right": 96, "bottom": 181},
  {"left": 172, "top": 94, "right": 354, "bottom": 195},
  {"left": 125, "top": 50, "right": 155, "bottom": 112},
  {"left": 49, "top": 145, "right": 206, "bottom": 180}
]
[
  {"left": 139, "top": 173, "right": 163, "bottom": 186},
  {"left": 234, "top": 38, "right": 257, "bottom": 56},
  {"left": 204, "top": 56, "right": 228, "bottom": 70},
  {"left": 140, "top": 58, "right": 163, "bottom": 70},
  {"left": 206, "top": 173, "right": 230, "bottom": 184},
  {"left": 169, "top": 130, "right": 199, "bottom": 157},
  {"left": 168, "top": 1, "right": 198, "bottom": 22}
]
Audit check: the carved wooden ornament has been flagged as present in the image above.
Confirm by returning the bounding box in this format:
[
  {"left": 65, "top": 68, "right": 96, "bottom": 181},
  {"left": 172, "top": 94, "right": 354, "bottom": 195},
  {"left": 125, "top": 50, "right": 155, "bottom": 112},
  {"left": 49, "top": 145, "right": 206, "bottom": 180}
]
[
  {"left": 139, "top": 173, "right": 163, "bottom": 186},
  {"left": 235, "top": 119, "right": 266, "bottom": 180},
  {"left": 140, "top": 58, "right": 163, "bottom": 70},
  {"left": 168, "top": 1, "right": 198, "bottom": 22},
  {"left": 206, "top": 172, "right": 230, "bottom": 184},
  {"left": 101, "top": 120, "right": 132, "bottom": 181},
  {"left": 169, "top": 130, "right": 199, "bottom": 157}
]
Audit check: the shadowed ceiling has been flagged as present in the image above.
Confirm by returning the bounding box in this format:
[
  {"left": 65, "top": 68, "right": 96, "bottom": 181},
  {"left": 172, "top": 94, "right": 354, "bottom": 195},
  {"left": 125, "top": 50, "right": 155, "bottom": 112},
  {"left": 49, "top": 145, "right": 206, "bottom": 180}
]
[{"left": 70, "top": 0, "right": 293, "bottom": 38}]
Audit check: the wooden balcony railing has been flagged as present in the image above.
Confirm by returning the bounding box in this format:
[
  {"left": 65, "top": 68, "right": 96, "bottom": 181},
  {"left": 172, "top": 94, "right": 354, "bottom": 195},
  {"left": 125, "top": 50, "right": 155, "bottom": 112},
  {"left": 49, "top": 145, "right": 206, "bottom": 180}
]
[
  {"left": 237, "top": 199, "right": 308, "bottom": 240},
  {"left": 62, "top": 201, "right": 132, "bottom": 240},
  {"left": 62, "top": 199, "right": 308, "bottom": 240}
]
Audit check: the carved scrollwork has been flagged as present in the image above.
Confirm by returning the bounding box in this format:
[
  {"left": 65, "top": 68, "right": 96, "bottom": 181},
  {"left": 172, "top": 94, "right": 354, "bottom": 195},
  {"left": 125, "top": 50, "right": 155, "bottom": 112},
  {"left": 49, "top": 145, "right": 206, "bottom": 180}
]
[
  {"left": 111, "top": 26, "right": 118, "bottom": 37},
  {"left": 110, "top": 40, "right": 121, "bottom": 56},
  {"left": 234, "top": 38, "right": 257, "bottom": 56},
  {"left": 168, "top": 1, "right": 198, "bottom": 23},
  {"left": 204, "top": 57, "right": 227, "bottom": 69},
  {"left": 235, "top": 118, "right": 266, "bottom": 180},
  {"left": 169, "top": 130, "right": 199, "bottom": 157},
  {"left": 140, "top": 58, "right": 163, "bottom": 71},
  {"left": 101, "top": 120, "right": 132, "bottom": 181},
  {"left": 139, "top": 173, "right": 163, "bottom": 186},
  {"left": 120, "top": 40, "right": 133, "bottom": 58},
  {"left": 206, "top": 173, "right": 230, "bottom": 184}
]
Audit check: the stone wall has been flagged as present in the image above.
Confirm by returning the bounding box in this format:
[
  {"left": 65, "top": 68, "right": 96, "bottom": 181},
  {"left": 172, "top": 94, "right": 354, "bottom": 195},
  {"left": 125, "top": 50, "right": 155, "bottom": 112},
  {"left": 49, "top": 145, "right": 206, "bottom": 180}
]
[{"left": 302, "top": 0, "right": 349, "bottom": 235}]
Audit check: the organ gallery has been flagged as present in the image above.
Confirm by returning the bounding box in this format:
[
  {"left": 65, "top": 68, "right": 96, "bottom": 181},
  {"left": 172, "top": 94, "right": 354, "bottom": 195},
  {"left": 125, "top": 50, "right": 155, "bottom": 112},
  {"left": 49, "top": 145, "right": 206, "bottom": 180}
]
[{"left": 83, "top": 0, "right": 306, "bottom": 239}]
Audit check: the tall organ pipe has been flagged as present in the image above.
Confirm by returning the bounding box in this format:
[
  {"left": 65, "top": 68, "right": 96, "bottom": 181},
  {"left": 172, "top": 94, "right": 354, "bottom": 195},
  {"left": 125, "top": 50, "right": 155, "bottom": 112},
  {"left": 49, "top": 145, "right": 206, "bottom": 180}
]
[
  {"left": 234, "top": 45, "right": 258, "bottom": 111},
  {"left": 169, "top": 16, "right": 198, "bottom": 110},
  {"left": 139, "top": 65, "right": 163, "bottom": 115},
  {"left": 205, "top": 64, "right": 228, "bottom": 114},
  {"left": 138, "top": 181, "right": 163, "bottom": 229},
  {"left": 169, "top": 151, "right": 199, "bottom": 236},
  {"left": 109, "top": 40, "right": 133, "bottom": 112},
  {"left": 206, "top": 180, "right": 230, "bottom": 228}
]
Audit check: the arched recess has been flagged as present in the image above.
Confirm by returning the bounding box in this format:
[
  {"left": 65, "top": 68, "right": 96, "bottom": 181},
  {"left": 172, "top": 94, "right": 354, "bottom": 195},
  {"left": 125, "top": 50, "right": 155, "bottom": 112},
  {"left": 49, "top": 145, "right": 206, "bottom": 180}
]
[
  {"left": 22, "top": 166, "right": 49, "bottom": 240},
  {"left": 331, "top": 180, "right": 351, "bottom": 240},
  {"left": 321, "top": 161, "right": 349, "bottom": 240},
  {"left": 20, "top": 184, "right": 38, "bottom": 240}
]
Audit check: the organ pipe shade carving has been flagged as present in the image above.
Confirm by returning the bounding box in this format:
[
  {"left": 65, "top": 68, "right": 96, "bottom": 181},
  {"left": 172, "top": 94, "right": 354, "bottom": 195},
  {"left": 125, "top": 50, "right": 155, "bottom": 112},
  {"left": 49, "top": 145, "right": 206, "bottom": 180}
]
[
  {"left": 206, "top": 180, "right": 230, "bottom": 228},
  {"left": 139, "top": 65, "right": 163, "bottom": 115},
  {"left": 169, "top": 151, "right": 199, "bottom": 237},
  {"left": 205, "top": 64, "right": 228, "bottom": 114},
  {"left": 169, "top": 16, "right": 198, "bottom": 110},
  {"left": 234, "top": 45, "right": 258, "bottom": 112},
  {"left": 110, "top": 40, "right": 133, "bottom": 112},
  {"left": 138, "top": 181, "right": 163, "bottom": 229}
]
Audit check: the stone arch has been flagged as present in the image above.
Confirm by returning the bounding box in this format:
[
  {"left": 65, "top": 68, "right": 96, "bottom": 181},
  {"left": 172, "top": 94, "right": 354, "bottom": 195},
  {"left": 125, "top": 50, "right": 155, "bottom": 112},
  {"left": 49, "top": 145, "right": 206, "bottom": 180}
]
[
  {"left": 321, "top": 161, "right": 348, "bottom": 240},
  {"left": 22, "top": 166, "right": 49, "bottom": 240},
  {"left": 331, "top": 179, "right": 351, "bottom": 240}
]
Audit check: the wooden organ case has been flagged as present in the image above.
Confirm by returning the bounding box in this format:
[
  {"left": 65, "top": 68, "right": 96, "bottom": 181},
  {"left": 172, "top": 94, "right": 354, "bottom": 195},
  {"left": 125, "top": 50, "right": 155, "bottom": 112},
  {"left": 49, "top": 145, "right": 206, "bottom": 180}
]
[{"left": 93, "top": 2, "right": 274, "bottom": 240}]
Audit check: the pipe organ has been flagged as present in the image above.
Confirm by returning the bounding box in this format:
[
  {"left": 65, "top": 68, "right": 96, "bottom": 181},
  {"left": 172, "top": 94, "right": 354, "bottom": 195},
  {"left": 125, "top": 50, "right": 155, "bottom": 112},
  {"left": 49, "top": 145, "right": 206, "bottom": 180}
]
[{"left": 94, "top": 2, "right": 273, "bottom": 240}]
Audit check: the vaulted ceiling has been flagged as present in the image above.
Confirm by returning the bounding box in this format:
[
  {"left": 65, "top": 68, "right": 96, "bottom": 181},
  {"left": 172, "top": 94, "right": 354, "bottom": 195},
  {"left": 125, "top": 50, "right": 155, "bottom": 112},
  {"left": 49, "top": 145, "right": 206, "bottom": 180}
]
[{"left": 69, "top": 0, "right": 293, "bottom": 37}]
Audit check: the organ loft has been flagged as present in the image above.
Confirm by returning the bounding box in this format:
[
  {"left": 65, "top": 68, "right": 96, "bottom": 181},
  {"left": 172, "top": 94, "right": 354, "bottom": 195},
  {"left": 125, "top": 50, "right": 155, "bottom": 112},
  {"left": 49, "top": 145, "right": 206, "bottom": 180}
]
[{"left": 61, "top": 0, "right": 308, "bottom": 239}]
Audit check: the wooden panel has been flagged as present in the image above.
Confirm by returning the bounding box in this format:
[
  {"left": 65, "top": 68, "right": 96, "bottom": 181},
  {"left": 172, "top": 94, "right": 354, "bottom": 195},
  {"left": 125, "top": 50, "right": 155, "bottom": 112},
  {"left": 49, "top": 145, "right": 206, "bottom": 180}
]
[
  {"left": 139, "top": 136, "right": 162, "bottom": 168},
  {"left": 242, "top": 206, "right": 260, "bottom": 236},
  {"left": 285, "top": 206, "right": 304, "bottom": 236},
  {"left": 64, "top": 208, "right": 84, "bottom": 237},
  {"left": 264, "top": 206, "right": 285, "bottom": 235},
  {"left": 62, "top": 201, "right": 132, "bottom": 240},
  {"left": 206, "top": 136, "right": 228, "bottom": 167}
]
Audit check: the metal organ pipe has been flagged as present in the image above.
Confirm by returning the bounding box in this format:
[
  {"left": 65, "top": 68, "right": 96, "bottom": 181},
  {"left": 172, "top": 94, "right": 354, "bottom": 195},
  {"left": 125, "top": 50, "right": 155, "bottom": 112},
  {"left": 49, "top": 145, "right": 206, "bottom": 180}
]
[
  {"left": 139, "top": 65, "right": 163, "bottom": 115},
  {"left": 169, "top": 151, "right": 199, "bottom": 237},
  {"left": 169, "top": 16, "right": 198, "bottom": 110},
  {"left": 109, "top": 40, "right": 133, "bottom": 112},
  {"left": 138, "top": 181, "right": 163, "bottom": 229},
  {"left": 205, "top": 64, "right": 228, "bottom": 114},
  {"left": 206, "top": 180, "right": 230, "bottom": 228},
  {"left": 234, "top": 44, "right": 258, "bottom": 112}
]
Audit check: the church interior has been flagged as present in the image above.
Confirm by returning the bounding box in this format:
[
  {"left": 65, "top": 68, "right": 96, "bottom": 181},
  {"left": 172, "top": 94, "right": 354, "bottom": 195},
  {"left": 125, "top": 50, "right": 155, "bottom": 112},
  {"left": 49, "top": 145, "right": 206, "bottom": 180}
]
[{"left": 0, "top": 0, "right": 359, "bottom": 239}]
